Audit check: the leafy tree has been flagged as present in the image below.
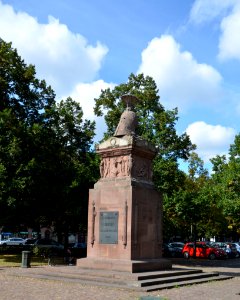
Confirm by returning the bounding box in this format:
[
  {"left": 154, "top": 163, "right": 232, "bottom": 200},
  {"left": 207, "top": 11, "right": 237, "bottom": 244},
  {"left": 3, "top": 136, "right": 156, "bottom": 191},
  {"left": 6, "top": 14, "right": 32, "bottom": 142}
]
[
  {"left": 0, "top": 39, "right": 98, "bottom": 238},
  {"left": 210, "top": 135, "right": 240, "bottom": 239},
  {"left": 163, "top": 153, "right": 209, "bottom": 241},
  {"left": 0, "top": 38, "right": 55, "bottom": 229},
  {"left": 163, "top": 152, "right": 229, "bottom": 241},
  {"left": 41, "top": 97, "right": 97, "bottom": 242}
]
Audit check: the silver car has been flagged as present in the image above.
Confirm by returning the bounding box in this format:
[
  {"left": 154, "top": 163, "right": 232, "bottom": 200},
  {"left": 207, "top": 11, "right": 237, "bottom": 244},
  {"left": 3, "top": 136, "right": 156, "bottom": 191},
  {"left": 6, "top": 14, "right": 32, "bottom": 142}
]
[{"left": 0, "top": 237, "right": 25, "bottom": 246}]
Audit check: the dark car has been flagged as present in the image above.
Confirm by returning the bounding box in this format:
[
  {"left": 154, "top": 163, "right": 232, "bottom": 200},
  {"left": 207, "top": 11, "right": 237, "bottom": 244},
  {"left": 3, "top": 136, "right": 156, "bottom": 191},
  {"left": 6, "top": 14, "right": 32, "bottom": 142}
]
[
  {"left": 23, "top": 238, "right": 37, "bottom": 250},
  {"left": 231, "top": 243, "right": 240, "bottom": 257},
  {"left": 69, "top": 242, "right": 87, "bottom": 258},
  {"left": 33, "top": 239, "right": 64, "bottom": 255},
  {"left": 162, "top": 243, "right": 183, "bottom": 258},
  {"left": 24, "top": 238, "right": 37, "bottom": 245},
  {"left": 168, "top": 242, "right": 184, "bottom": 257},
  {"left": 34, "top": 238, "right": 64, "bottom": 248},
  {"left": 72, "top": 242, "right": 87, "bottom": 248},
  {"left": 212, "top": 242, "right": 238, "bottom": 258},
  {"left": 182, "top": 241, "right": 227, "bottom": 260},
  {"left": 225, "top": 242, "right": 239, "bottom": 258}
]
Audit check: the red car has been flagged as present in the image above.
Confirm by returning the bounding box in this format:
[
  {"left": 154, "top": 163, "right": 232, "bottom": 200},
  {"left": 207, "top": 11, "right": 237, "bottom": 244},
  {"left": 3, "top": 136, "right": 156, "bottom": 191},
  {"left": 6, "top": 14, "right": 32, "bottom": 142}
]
[{"left": 182, "top": 241, "right": 227, "bottom": 260}]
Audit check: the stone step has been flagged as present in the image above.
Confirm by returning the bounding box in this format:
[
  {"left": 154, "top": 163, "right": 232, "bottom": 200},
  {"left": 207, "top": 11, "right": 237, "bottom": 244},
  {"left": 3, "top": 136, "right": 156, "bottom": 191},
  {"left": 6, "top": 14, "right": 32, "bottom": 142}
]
[
  {"left": 137, "top": 271, "right": 220, "bottom": 287},
  {"left": 143, "top": 275, "right": 233, "bottom": 292},
  {"left": 134, "top": 268, "right": 203, "bottom": 280}
]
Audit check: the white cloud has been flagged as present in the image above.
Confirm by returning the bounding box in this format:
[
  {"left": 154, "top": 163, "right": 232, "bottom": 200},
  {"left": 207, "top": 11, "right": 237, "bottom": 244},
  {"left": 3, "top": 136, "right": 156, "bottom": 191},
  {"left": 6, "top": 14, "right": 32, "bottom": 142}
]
[
  {"left": 190, "top": 0, "right": 240, "bottom": 61},
  {"left": 65, "top": 80, "right": 115, "bottom": 120},
  {"left": 218, "top": 7, "right": 240, "bottom": 61},
  {"left": 186, "top": 121, "right": 236, "bottom": 161},
  {"left": 0, "top": 1, "right": 108, "bottom": 96},
  {"left": 65, "top": 80, "right": 115, "bottom": 142},
  {"left": 189, "top": 0, "right": 236, "bottom": 24},
  {"left": 138, "top": 35, "right": 222, "bottom": 110}
]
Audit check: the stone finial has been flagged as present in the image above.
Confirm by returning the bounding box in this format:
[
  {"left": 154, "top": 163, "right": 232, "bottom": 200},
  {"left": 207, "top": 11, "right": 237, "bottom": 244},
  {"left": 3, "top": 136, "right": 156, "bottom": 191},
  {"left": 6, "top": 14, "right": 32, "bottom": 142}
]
[
  {"left": 114, "top": 95, "right": 138, "bottom": 137},
  {"left": 121, "top": 94, "right": 138, "bottom": 109}
]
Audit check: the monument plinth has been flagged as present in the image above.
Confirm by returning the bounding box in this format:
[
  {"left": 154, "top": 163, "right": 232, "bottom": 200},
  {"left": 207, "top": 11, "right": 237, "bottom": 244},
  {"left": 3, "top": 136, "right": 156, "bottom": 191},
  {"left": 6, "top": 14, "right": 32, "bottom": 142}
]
[{"left": 77, "top": 95, "right": 171, "bottom": 272}]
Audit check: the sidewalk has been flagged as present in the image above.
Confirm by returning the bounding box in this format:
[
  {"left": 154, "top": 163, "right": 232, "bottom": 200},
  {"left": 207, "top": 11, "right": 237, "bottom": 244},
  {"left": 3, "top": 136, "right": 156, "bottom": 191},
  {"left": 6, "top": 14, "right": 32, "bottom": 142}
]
[{"left": 0, "top": 258, "right": 240, "bottom": 300}]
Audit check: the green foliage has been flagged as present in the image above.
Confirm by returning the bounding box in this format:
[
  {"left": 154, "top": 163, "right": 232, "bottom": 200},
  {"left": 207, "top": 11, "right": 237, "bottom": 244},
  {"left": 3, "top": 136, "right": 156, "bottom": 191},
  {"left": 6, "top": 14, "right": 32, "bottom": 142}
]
[
  {"left": 165, "top": 143, "right": 240, "bottom": 241},
  {"left": 209, "top": 134, "right": 240, "bottom": 236},
  {"left": 32, "top": 246, "right": 59, "bottom": 258},
  {"left": 0, "top": 38, "right": 98, "bottom": 235},
  {"left": 163, "top": 152, "right": 228, "bottom": 241}
]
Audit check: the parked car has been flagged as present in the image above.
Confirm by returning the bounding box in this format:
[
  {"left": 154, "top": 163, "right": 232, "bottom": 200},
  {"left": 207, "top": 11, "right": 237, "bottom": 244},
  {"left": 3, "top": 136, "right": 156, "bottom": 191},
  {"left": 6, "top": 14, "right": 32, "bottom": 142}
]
[
  {"left": 168, "top": 242, "right": 184, "bottom": 257},
  {"left": 69, "top": 242, "right": 87, "bottom": 258},
  {"left": 162, "top": 243, "right": 183, "bottom": 258},
  {"left": 0, "top": 237, "right": 25, "bottom": 246},
  {"left": 71, "top": 242, "right": 87, "bottom": 249},
  {"left": 24, "top": 238, "right": 37, "bottom": 245},
  {"left": 23, "top": 238, "right": 37, "bottom": 250},
  {"left": 182, "top": 241, "right": 227, "bottom": 260},
  {"left": 168, "top": 242, "right": 185, "bottom": 249},
  {"left": 226, "top": 243, "right": 239, "bottom": 258},
  {"left": 33, "top": 239, "right": 64, "bottom": 255},
  {"left": 213, "top": 242, "right": 238, "bottom": 258},
  {"left": 230, "top": 243, "right": 240, "bottom": 257}
]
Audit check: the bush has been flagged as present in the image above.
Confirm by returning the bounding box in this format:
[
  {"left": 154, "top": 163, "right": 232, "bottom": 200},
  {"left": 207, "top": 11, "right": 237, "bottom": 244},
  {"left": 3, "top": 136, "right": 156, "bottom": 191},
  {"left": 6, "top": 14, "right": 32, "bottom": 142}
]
[
  {"left": 32, "top": 246, "right": 64, "bottom": 258},
  {"left": 33, "top": 246, "right": 52, "bottom": 258}
]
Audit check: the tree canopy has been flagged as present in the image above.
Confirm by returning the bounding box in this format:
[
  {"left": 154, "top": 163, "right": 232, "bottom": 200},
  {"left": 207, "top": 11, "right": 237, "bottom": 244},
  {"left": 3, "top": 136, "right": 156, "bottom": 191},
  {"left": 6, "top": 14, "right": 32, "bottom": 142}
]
[{"left": 0, "top": 38, "right": 98, "bottom": 238}]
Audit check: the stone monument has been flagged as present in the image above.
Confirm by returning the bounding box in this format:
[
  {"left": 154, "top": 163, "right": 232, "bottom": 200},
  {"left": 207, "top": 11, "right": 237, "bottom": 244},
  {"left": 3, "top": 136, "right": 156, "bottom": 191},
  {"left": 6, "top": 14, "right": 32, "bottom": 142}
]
[{"left": 77, "top": 95, "right": 171, "bottom": 272}]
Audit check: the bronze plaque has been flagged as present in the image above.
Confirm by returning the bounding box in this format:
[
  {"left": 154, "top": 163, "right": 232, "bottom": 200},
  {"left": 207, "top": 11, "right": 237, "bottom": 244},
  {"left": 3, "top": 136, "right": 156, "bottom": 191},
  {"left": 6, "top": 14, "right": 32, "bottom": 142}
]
[{"left": 99, "top": 211, "right": 118, "bottom": 244}]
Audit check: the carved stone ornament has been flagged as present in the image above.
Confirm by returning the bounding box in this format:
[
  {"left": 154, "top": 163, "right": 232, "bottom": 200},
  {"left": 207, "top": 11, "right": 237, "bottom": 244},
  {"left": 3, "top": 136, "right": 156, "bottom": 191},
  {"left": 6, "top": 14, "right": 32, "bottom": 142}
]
[
  {"left": 114, "top": 95, "right": 138, "bottom": 137},
  {"left": 100, "top": 154, "right": 152, "bottom": 181},
  {"left": 99, "top": 155, "right": 133, "bottom": 178}
]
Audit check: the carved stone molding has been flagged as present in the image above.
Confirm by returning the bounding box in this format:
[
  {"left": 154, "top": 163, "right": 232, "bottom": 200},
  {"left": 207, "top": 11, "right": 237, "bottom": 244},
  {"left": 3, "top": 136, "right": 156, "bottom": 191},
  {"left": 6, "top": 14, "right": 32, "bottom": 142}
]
[
  {"left": 91, "top": 201, "right": 97, "bottom": 246},
  {"left": 122, "top": 201, "right": 128, "bottom": 248},
  {"left": 99, "top": 154, "right": 153, "bottom": 181},
  {"left": 100, "top": 155, "right": 133, "bottom": 179}
]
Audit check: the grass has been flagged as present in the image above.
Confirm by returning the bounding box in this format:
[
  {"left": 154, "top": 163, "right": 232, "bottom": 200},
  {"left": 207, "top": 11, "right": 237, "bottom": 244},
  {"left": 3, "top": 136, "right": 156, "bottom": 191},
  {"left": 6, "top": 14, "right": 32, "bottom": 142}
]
[{"left": 0, "top": 254, "right": 48, "bottom": 267}]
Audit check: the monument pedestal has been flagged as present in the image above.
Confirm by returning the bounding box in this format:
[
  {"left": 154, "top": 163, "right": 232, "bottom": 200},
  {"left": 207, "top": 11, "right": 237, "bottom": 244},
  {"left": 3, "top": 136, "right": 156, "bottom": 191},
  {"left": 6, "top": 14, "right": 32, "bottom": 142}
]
[
  {"left": 77, "top": 257, "right": 171, "bottom": 273},
  {"left": 77, "top": 96, "right": 171, "bottom": 272},
  {"left": 77, "top": 138, "right": 172, "bottom": 272}
]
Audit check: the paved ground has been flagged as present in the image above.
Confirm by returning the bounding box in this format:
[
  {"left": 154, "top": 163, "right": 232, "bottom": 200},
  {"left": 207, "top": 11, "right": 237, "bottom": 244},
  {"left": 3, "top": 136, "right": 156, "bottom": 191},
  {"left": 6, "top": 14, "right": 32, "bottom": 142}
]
[{"left": 0, "top": 258, "right": 240, "bottom": 300}]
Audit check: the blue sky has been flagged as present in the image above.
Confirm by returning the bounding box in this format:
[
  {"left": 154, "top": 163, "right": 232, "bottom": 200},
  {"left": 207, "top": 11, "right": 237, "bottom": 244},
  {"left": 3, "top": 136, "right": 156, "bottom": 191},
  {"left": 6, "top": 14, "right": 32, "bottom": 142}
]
[{"left": 0, "top": 0, "right": 240, "bottom": 169}]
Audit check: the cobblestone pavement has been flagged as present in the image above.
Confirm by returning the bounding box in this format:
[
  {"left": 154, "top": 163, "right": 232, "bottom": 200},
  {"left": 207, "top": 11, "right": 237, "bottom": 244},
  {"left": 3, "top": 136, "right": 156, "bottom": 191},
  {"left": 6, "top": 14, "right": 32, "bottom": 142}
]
[{"left": 0, "top": 258, "right": 240, "bottom": 300}]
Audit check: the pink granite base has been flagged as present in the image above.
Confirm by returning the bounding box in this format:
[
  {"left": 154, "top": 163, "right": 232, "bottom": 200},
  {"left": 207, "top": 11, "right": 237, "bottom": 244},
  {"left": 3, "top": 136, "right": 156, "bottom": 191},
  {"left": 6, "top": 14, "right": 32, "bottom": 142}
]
[{"left": 77, "top": 257, "right": 172, "bottom": 273}]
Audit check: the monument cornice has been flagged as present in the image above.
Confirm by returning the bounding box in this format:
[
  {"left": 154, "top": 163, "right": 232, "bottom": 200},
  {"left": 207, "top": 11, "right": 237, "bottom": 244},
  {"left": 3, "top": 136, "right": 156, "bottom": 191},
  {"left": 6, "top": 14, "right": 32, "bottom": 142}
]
[{"left": 96, "top": 135, "right": 157, "bottom": 160}]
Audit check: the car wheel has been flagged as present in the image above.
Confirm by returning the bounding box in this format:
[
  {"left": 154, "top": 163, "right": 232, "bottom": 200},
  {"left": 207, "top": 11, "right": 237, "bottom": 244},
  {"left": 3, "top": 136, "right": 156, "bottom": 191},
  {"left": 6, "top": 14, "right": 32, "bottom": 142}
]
[
  {"left": 2, "top": 243, "right": 7, "bottom": 247},
  {"left": 209, "top": 253, "right": 216, "bottom": 260},
  {"left": 183, "top": 251, "right": 189, "bottom": 259}
]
